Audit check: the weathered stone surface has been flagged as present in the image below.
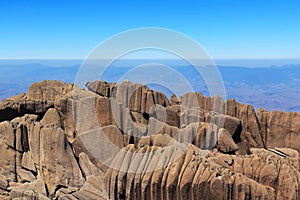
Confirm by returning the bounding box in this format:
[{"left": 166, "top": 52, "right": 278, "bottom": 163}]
[
  {"left": 18, "top": 168, "right": 36, "bottom": 183},
  {"left": 86, "top": 80, "right": 170, "bottom": 113},
  {"left": 104, "top": 138, "right": 297, "bottom": 199},
  {"left": 149, "top": 104, "right": 180, "bottom": 127},
  {"left": 0, "top": 113, "right": 85, "bottom": 198},
  {"left": 86, "top": 80, "right": 116, "bottom": 97},
  {"left": 40, "top": 108, "right": 61, "bottom": 127},
  {"left": 258, "top": 109, "right": 300, "bottom": 152},
  {"left": 0, "top": 173, "right": 8, "bottom": 190},
  {"left": 0, "top": 80, "right": 300, "bottom": 199},
  {"left": 0, "top": 99, "right": 53, "bottom": 122},
  {"left": 148, "top": 117, "right": 179, "bottom": 138},
  {"left": 170, "top": 93, "right": 179, "bottom": 105},
  {"left": 179, "top": 92, "right": 225, "bottom": 114},
  {"left": 9, "top": 178, "right": 48, "bottom": 200},
  {"left": 39, "top": 126, "right": 84, "bottom": 195},
  {"left": 21, "top": 151, "right": 36, "bottom": 173},
  {"left": 78, "top": 152, "right": 102, "bottom": 178},
  {"left": 226, "top": 99, "right": 265, "bottom": 154},
  {"left": 28, "top": 80, "right": 74, "bottom": 101},
  {"left": 56, "top": 153, "right": 108, "bottom": 200},
  {"left": 178, "top": 93, "right": 265, "bottom": 154},
  {"left": 54, "top": 94, "right": 76, "bottom": 140},
  {"left": 58, "top": 175, "right": 108, "bottom": 200},
  {"left": 217, "top": 128, "right": 239, "bottom": 153}
]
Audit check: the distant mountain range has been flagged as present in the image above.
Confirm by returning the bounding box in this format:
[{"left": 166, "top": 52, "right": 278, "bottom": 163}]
[{"left": 0, "top": 61, "right": 299, "bottom": 111}]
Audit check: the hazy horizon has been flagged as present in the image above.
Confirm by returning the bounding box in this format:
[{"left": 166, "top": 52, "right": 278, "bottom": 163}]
[
  {"left": 0, "top": 59, "right": 300, "bottom": 68},
  {"left": 0, "top": 61, "right": 300, "bottom": 112}
]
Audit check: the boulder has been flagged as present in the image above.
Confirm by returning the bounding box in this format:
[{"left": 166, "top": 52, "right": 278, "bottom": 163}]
[
  {"left": 217, "top": 128, "right": 239, "bottom": 153},
  {"left": 28, "top": 80, "right": 74, "bottom": 101}
]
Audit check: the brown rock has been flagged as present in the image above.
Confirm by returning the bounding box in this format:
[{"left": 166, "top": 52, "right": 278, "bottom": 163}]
[
  {"left": 39, "top": 126, "right": 84, "bottom": 195},
  {"left": 78, "top": 152, "right": 102, "bottom": 178},
  {"left": 86, "top": 80, "right": 116, "bottom": 97},
  {"left": 87, "top": 80, "right": 171, "bottom": 113},
  {"left": 40, "top": 108, "right": 61, "bottom": 127},
  {"left": 0, "top": 174, "right": 8, "bottom": 190},
  {"left": 226, "top": 99, "right": 265, "bottom": 154},
  {"left": 0, "top": 99, "right": 53, "bottom": 122},
  {"left": 1, "top": 80, "right": 300, "bottom": 199},
  {"left": 276, "top": 164, "right": 299, "bottom": 200},
  {"left": 148, "top": 117, "right": 179, "bottom": 138},
  {"left": 54, "top": 94, "right": 76, "bottom": 140},
  {"left": 104, "top": 139, "right": 286, "bottom": 199},
  {"left": 170, "top": 93, "right": 179, "bottom": 105},
  {"left": 28, "top": 80, "right": 74, "bottom": 101},
  {"left": 217, "top": 128, "right": 239, "bottom": 153},
  {"left": 9, "top": 178, "right": 48, "bottom": 200},
  {"left": 258, "top": 109, "right": 300, "bottom": 152},
  {"left": 149, "top": 105, "right": 180, "bottom": 127},
  {"left": 18, "top": 169, "right": 36, "bottom": 183},
  {"left": 58, "top": 175, "right": 108, "bottom": 200},
  {"left": 21, "top": 151, "right": 36, "bottom": 173}
]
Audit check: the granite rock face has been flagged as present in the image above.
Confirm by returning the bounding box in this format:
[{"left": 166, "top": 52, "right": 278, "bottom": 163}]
[
  {"left": 257, "top": 109, "right": 300, "bottom": 152},
  {"left": 0, "top": 80, "right": 299, "bottom": 199},
  {"left": 104, "top": 138, "right": 299, "bottom": 200}
]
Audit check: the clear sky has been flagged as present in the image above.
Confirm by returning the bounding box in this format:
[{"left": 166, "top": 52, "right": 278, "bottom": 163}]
[{"left": 0, "top": 0, "right": 299, "bottom": 59}]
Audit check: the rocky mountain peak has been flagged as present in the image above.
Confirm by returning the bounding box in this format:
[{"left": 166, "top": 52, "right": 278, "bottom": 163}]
[{"left": 0, "top": 80, "right": 299, "bottom": 199}]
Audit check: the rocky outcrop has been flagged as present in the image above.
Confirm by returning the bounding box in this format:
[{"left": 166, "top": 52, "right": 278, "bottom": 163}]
[
  {"left": 0, "top": 98, "right": 53, "bottom": 122},
  {"left": 217, "top": 128, "right": 239, "bottom": 153},
  {"left": 225, "top": 99, "right": 265, "bottom": 154},
  {"left": 86, "top": 80, "right": 170, "bottom": 113},
  {"left": 28, "top": 80, "right": 75, "bottom": 101},
  {"left": 258, "top": 109, "right": 300, "bottom": 153},
  {"left": 0, "top": 80, "right": 299, "bottom": 199},
  {"left": 104, "top": 136, "right": 299, "bottom": 199},
  {"left": 0, "top": 80, "right": 75, "bottom": 122},
  {"left": 0, "top": 114, "right": 85, "bottom": 199}
]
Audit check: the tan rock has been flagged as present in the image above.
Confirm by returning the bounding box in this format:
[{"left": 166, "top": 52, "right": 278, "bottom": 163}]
[
  {"left": 86, "top": 80, "right": 116, "bottom": 97},
  {"left": 9, "top": 178, "right": 48, "bottom": 199},
  {"left": 258, "top": 109, "right": 300, "bottom": 153},
  {"left": 170, "top": 94, "right": 179, "bottom": 105},
  {"left": 0, "top": 174, "right": 8, "bottom": 190},
  {"left": 39, "top": 126, "right": 84, "bottom": 195},
  {"left": 18, "top": 169, "right": 36, "bottom": 183},
  {"left": 104, "top": 139, "right": 284, "bottom": 199},
  {"left": 217, "top": 128, "right": 239, "bottom": 153},
  {"left": 21, "top": 151, "right": 36, "bottom": 173},
  {"left": 226, "top": 99, "right": 264, "bottom": 154},
  {"left": 1, "top": 80, "right": 300, "bottom": 199},
  {"left": 54, "top": 94, "right": 76, "bottom": 139},
  {"left": 78, "top": 152, "right": 102, "bottom": 178},
  {"left": 0, "top": 99, "right": 53, "bottom": 122},
  {"left": 40, "top": 108, "right": 61, "bottom": 127},
  {"left": 28, "top": 80, "right": 74, "bottom": 101}
]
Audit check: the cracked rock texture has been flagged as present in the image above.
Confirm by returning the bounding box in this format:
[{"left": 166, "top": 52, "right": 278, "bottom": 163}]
[{"left": 0, "top": 80, "right": 299, "bottom": 199}]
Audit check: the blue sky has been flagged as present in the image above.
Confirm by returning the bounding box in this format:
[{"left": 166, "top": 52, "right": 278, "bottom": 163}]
[{"left": 0, "top": 0, "right": 299, "bottom": 59}]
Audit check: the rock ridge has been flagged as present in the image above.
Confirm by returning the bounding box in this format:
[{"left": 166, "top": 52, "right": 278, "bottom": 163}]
[{"left": 0, "top": 80, "right": 299, "bottom": 199}]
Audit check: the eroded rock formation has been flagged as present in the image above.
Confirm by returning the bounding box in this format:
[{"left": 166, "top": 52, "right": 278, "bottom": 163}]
[{"left": 0, "top": 80, "right": 299, "bottom": 200}]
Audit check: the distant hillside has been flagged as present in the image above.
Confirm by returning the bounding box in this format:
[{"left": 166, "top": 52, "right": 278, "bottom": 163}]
[{"left": 0, "top": 62, "right": 300, "bottom": 111}]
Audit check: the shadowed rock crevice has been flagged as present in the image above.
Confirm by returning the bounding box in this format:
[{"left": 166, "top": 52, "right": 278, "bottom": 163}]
[{"left": 232, "top": 123, "right": 242, "bottom": 144}]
